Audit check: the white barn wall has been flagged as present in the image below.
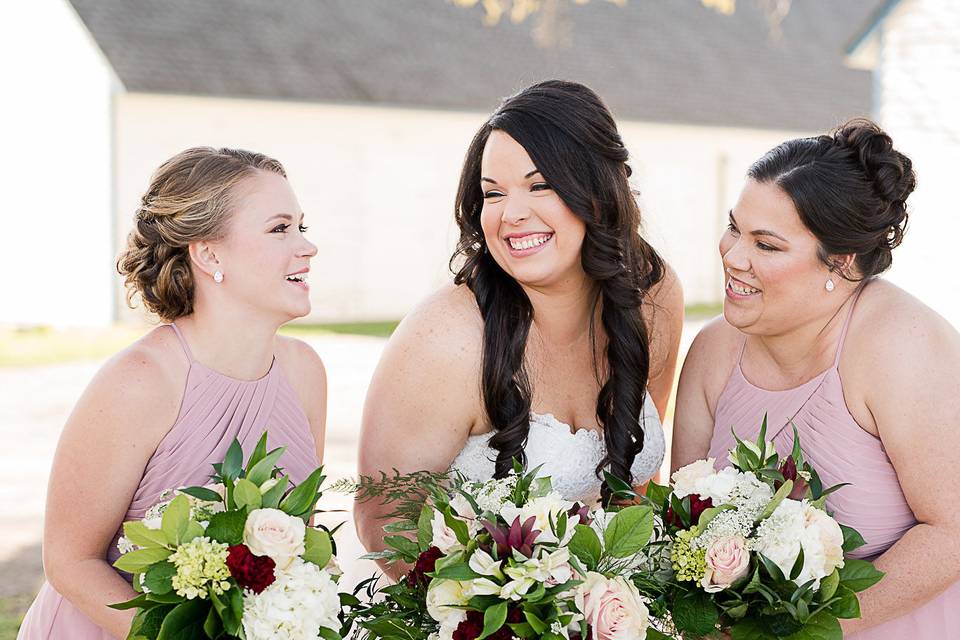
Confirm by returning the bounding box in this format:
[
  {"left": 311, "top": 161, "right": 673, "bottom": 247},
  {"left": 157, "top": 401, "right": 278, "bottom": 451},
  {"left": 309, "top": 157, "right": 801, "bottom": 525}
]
[
  {"left": 114, "top": 93, "right": 808, "bottom": 323},
  {"left": 874, "top": 0, "right": 960, "bottom": 328},
  {"left": 0, "top": 0, "right": 116, "bottom": 327}
]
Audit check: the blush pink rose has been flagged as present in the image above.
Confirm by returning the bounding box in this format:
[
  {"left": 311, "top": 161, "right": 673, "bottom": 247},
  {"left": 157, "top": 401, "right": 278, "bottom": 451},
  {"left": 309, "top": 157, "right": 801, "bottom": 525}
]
[
  {"left": 575, "top": 572, "right": 650, "bottom": 640},
  {"left": 701, "top": 536, "right": 750, "bottom": 593}
]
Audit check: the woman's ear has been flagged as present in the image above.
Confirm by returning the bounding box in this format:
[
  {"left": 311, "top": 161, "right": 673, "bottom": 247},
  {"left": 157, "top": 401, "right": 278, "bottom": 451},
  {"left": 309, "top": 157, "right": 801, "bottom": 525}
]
[{"left": 188, "top": 240, "right": 222, "bottom": 279}]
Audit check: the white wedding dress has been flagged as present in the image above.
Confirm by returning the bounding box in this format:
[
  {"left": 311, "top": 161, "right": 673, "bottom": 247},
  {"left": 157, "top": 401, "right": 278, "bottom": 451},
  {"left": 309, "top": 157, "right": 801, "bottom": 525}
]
[{"left": 450, "top": 391, "right": 664, "bottom": 506}]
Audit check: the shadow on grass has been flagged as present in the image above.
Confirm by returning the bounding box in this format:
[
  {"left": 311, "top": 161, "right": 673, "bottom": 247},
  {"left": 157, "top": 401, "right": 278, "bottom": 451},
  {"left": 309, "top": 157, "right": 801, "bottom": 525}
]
[{"left": 0, "top": 543, "right": 43, "bottom": 639}]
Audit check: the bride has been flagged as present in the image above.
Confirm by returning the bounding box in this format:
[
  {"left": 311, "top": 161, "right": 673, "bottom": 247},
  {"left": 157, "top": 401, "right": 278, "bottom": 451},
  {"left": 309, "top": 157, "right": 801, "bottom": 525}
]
[{"left": 354, "top": 80, "right": 683, "bottom": 579}]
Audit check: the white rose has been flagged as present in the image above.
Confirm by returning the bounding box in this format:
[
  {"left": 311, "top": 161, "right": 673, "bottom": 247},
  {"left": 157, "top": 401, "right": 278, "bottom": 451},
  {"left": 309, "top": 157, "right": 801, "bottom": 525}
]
[
  {"left": 499, "top": 491, "right": 574, "bottom": 544},
  {"left": 575, "top": 572, "right": 650, "bottom": 640},
  {"left": 671, "top": 459, "right": 717, "bottom": 499},
  {"left": 243, "top": 508, "right": 306, "bottom": 570},
  {"left": 430, "top": 511, "right": 462, "bottom": 553},
  {"left": 426, "top": 579, "right": 470, "bottom": 629}
]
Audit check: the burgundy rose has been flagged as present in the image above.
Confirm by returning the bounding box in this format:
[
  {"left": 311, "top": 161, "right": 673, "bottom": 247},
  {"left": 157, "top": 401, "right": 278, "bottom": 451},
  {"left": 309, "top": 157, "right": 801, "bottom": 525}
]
[
  {"left": 406, "top": 546, "right": 443, "bottom": 587},
  {"left": 666, "top": 494, "right": 714, "bottom": 528},
  {"left": 226, "top": 543, "right": 275, "bottom": 594}
]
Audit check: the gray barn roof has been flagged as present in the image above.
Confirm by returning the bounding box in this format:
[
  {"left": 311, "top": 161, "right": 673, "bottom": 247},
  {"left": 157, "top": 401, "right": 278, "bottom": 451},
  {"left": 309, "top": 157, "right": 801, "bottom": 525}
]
[{"left": 67, "top": 0, "right": 883, "bottom": 131}]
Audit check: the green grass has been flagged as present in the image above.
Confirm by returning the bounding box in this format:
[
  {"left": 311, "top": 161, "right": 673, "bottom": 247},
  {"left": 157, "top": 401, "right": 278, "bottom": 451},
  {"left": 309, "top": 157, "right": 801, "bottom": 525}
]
[
  {"left": 0, "top": 595, "right": 30, "bottom": 639},
  {"left": 280, "top": 320, "right": 400, "bottom": 339},
  {"left": 684, "top": 302, "right": 723, "bottom": 320},
  {"left": 0, "top": 320, "right": 402, "bottom": 368},
  {"left": 0, "top": 326, "right": 147, "bottom": 368}
]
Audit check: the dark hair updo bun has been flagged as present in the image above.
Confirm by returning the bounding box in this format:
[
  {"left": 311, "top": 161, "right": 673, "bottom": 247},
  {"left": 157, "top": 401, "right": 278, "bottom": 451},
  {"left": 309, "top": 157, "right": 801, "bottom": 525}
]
[{"left": 748, "top": 118, "right": 917, "bottom": 279}]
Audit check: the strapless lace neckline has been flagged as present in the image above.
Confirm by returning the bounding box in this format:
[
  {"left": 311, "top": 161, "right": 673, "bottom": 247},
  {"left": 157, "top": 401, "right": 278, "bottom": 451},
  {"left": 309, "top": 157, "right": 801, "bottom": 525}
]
[{"left": 449, "top": 392, "right": 664, "bottom": 507}]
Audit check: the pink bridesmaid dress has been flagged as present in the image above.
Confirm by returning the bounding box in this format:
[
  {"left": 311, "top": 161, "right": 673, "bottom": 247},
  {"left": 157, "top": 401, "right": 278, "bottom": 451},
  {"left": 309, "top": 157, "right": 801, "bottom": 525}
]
[
  {"left": 707, "top": 284, "right": 960, "bottom": 638},
  {"left": 18, "top": 324, "right": 320, "bottom": 639}
]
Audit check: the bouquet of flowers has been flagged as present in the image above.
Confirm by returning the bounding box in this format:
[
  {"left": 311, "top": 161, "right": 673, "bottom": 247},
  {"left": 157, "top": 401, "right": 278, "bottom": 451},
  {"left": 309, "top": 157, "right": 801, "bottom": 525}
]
[
  {"left": 636, "top": 418, "right": 884, "bottom": 639},
  {"left": 350, "top": 462, "right": 668, "bottom": 640},
  {"left": 110, "top": 433, "right": 346, "bottom": 640}
]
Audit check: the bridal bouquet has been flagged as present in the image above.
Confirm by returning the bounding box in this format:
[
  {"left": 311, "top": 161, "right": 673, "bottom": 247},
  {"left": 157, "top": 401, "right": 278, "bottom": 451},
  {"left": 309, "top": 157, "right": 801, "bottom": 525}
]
[
  {"left": 351, "top": 462, "right": 666, "bottom": 640},
  {"left": 110, "top": 433, "right": 346, "bottom": 640},
  {"left": 636, "top": 418, "right": 883, "bottom": 639}
]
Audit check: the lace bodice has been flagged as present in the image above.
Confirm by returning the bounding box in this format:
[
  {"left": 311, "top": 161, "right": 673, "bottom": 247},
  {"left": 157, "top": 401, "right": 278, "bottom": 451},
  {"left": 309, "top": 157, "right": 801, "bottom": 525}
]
[{"left": 449, "top": 392, "right": 664, "bottom": 507}]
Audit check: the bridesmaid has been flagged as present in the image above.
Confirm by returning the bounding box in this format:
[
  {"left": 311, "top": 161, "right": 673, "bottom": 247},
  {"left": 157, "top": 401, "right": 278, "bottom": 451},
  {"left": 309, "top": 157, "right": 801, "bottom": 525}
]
[
  {"left": 18, "top": 148, "right": 327, "bottom": 639},
  {"left": 672, "top": 119, "right": 960, "bottom": 637}
]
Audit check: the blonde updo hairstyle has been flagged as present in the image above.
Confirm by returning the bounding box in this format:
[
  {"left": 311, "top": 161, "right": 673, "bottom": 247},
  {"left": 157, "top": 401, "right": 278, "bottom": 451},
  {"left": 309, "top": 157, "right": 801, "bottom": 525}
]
[{"left": 117, "top": 147, "right": 286, "bottom": 322}]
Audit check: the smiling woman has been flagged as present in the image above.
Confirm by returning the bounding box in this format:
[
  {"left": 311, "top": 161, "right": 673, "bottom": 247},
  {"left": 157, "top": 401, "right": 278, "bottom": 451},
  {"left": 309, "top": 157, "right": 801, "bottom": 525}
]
[
  {"left": 673, "top": 119, "right": 960, "bottom": 638},
  {"left": 17, "top": 148, "right": 329, "bottom": 639},
  {"left": 355, "top": 80, "right": 685, "bottom": 582}
]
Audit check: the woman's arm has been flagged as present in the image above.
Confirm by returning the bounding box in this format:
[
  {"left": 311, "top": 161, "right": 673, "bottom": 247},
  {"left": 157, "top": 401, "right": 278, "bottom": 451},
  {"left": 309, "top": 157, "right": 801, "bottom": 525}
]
[
  {"left": 644, "top": 263, "right": 685, "bottom": 421},
  {"left": 671, "top": 317, "right": 739, "bottom": 472},
  {"left": 277, "top": 337, "right": 327, "bottom": 463},
  {"left": 42, "top": 338, "right": 183, "bottom": 638},
  {"left": 354, "top": 286, "right": 484, "bottom": 581},
  {"left": 839, "top": 306, "right": 960, "bottom": 633}
]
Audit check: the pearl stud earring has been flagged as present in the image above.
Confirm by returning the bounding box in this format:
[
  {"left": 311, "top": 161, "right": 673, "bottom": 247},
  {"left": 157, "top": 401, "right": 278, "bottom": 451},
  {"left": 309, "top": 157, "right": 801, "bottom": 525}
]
[
  {"left": 825, "top": 278, "right": 835, "bottom": 292},
  {"left": 213, "top": 271, "right": 224, "bottom": 283}
]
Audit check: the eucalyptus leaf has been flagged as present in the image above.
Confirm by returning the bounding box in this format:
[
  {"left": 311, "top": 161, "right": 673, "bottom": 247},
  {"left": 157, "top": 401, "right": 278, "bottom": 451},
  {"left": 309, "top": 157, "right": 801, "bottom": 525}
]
[
  {"left": 303, "top": 527, "right": 333, "bottom": 568},
  {"left": 114, "top": 546, "right": 173, "bottom": 574}
]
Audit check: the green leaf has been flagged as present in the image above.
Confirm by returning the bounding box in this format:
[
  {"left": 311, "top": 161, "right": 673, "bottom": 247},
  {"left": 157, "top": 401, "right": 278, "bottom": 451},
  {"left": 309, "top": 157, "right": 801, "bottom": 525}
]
[
  {"left": 132, "top": 604, "right": 175, "bottom": 639},
  {"left": 828, "top": 585, "right": 861, "bottom": 619},
  {"left": 644, "top": 480, "right": 672, "bottom": 507},
  {"left": 178, "top": 486, "right": 223, "bottom": 503},
  {"left": 123, "top": 521, "right": 171, "bottom": 549},
  {"left": 303, "top": 527, "right": 333, "bottom": 568},
  {"left": 204, "top": 509, "right": 247, "bottom": 545},
  {"left": 261, "top": 473, "right": 289, "bottom": 509},
  {"left": 247, "top": 447, "right": 286, "bottom": 487},
  {"left": 524, "top": 610, "right": 548, "bottom": 634},
  {"left": 477, "top": 601, "right": 508, "bottom": 640},
  {"left": 203, "top": 604, "right": 222, "bottom": 639},
  {"left": 758, "top": 553, "right": 788, "bottom": 583},
  {"left": 602, "top": 505, "right": 654, "bottom": 558},
  {"left": 731, "top": 618, "right": 778, "bottom": 640},
  {"left": 246, "top": 432, "right": 269, "bottom": 474},
  {"left": 839, "top": 525, "right": 867, "bottom": 553},
  {"left": 783, "top": 611, "right": 843, "bottom": 639},
  {"left": 114, "top": 546, "right": 173, "bottom": 574},
  {"left": 181, "top": 520, "right": 205, "bottom": 544},
  {"left": 646, "top": 629, "right": 676, "bottom": 640},
  {"left": 280, "top": 467, "right": 325, "bottom": 517},
  {"left": 221, "top": 439, "right": 244, "bottom": 482},
  {"left": 383, "top": 535, "right": 421, "bottom": 562},
  {"left": 837, "top": 558, "right": 884, "bottom": 592},
  {"left": 819, "top": 568, "right": 840, "bottom": 601},
  {"left": 417, "top": 504, "right": 434, "bottom": 550},
  {"left": 233, "top": 478, "right": 263, "bottom": 510},
  {"left": 227, "top": 586, "right": 244, "bottom": 636},
  {"left": 143, "top": 561, "right": 177, "bottom": 595},
  {"left": 156, "top": 598, "right": 208, "bottom": 640},
  {"left": 569, "top": 524, "right": 603, "bottom": 570},
  {"left": 790, "top": 547, "right": 806, "bottom": 581},
  {"left": 160, "top": 495, "right": 191, "bottom": 546},
  {"left": 756, "top": 479, "right": 793, "bottom": 523},
  {"left": 108, "top": 593, "right": 153, "bottom": 611},
  {"left": 443, "top": 507, "right": 470, "bottom": 544},
  {"left": 432, "top": 563, "right": 482, "bottom": 580},
  {"left": 672, "top": 589, "right": 720, "bottom": 635},
  {"left": 318, "top": 626, "right": 342, "bottom": 640}
]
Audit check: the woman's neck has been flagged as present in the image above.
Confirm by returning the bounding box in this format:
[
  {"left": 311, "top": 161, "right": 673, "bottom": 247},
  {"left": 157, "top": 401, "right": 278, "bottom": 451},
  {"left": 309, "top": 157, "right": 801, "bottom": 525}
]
[
  {"left": 175, "top": 305, "right": 280, "bottom": 380},
  {"left": 523, "top": 275, "right": 600, "bottom": 348}
]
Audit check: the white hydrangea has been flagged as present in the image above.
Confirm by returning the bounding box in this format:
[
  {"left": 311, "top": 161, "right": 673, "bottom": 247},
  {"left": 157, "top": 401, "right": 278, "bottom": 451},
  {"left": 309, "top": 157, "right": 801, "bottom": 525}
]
[
  {"left": 750, "top": 499, "right": 843, "bottom": 589},
  {"left": 242, "top": 558, "right": 340, "bottom": 640}
]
